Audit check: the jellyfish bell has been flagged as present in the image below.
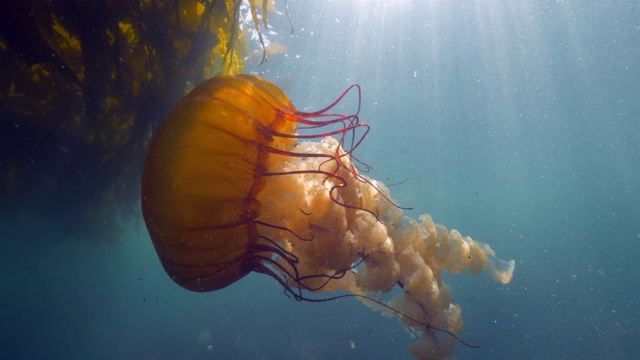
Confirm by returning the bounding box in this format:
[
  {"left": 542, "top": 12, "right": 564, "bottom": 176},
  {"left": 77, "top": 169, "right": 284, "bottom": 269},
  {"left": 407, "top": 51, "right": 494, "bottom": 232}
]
[
  {"left": 141, "top": 75, "right": 298, "bottom": 292},
  {"left": 141, "top": 74, "right": 515, "bottom": 359}
]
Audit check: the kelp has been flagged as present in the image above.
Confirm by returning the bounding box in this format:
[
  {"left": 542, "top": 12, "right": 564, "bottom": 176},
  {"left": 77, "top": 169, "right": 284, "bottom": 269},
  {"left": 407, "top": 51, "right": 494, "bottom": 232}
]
[{"left": 0, "top": 0, "right": 267, "bottom": 242}]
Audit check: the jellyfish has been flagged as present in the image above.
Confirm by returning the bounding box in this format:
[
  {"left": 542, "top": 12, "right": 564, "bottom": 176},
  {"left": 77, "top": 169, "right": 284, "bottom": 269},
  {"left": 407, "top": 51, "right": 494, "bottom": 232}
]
[{"left": 141, "top": 74, "right": 515, "bottom": 359}]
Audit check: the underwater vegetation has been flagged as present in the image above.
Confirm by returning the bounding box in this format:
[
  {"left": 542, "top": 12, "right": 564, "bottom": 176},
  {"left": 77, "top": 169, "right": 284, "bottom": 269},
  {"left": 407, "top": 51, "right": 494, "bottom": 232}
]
[{"left": 0, "top": 0, "right": 257, "bottom": 242}]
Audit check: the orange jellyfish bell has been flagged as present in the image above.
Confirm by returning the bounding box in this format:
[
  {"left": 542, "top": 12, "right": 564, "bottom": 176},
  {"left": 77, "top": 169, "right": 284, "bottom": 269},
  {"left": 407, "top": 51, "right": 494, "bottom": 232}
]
[
  {"left": 142, "top": 74, "right": 515, "bottom": 359},
  {"left": 142, "top": 75, "right": 291, "bottom": 291}
]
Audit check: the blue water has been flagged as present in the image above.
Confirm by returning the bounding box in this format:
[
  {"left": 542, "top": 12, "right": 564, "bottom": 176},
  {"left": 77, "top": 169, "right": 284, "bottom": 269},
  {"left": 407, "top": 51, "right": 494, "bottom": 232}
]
[{"left": 2, "top": 0, "right": 639, "bottom": 359}]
